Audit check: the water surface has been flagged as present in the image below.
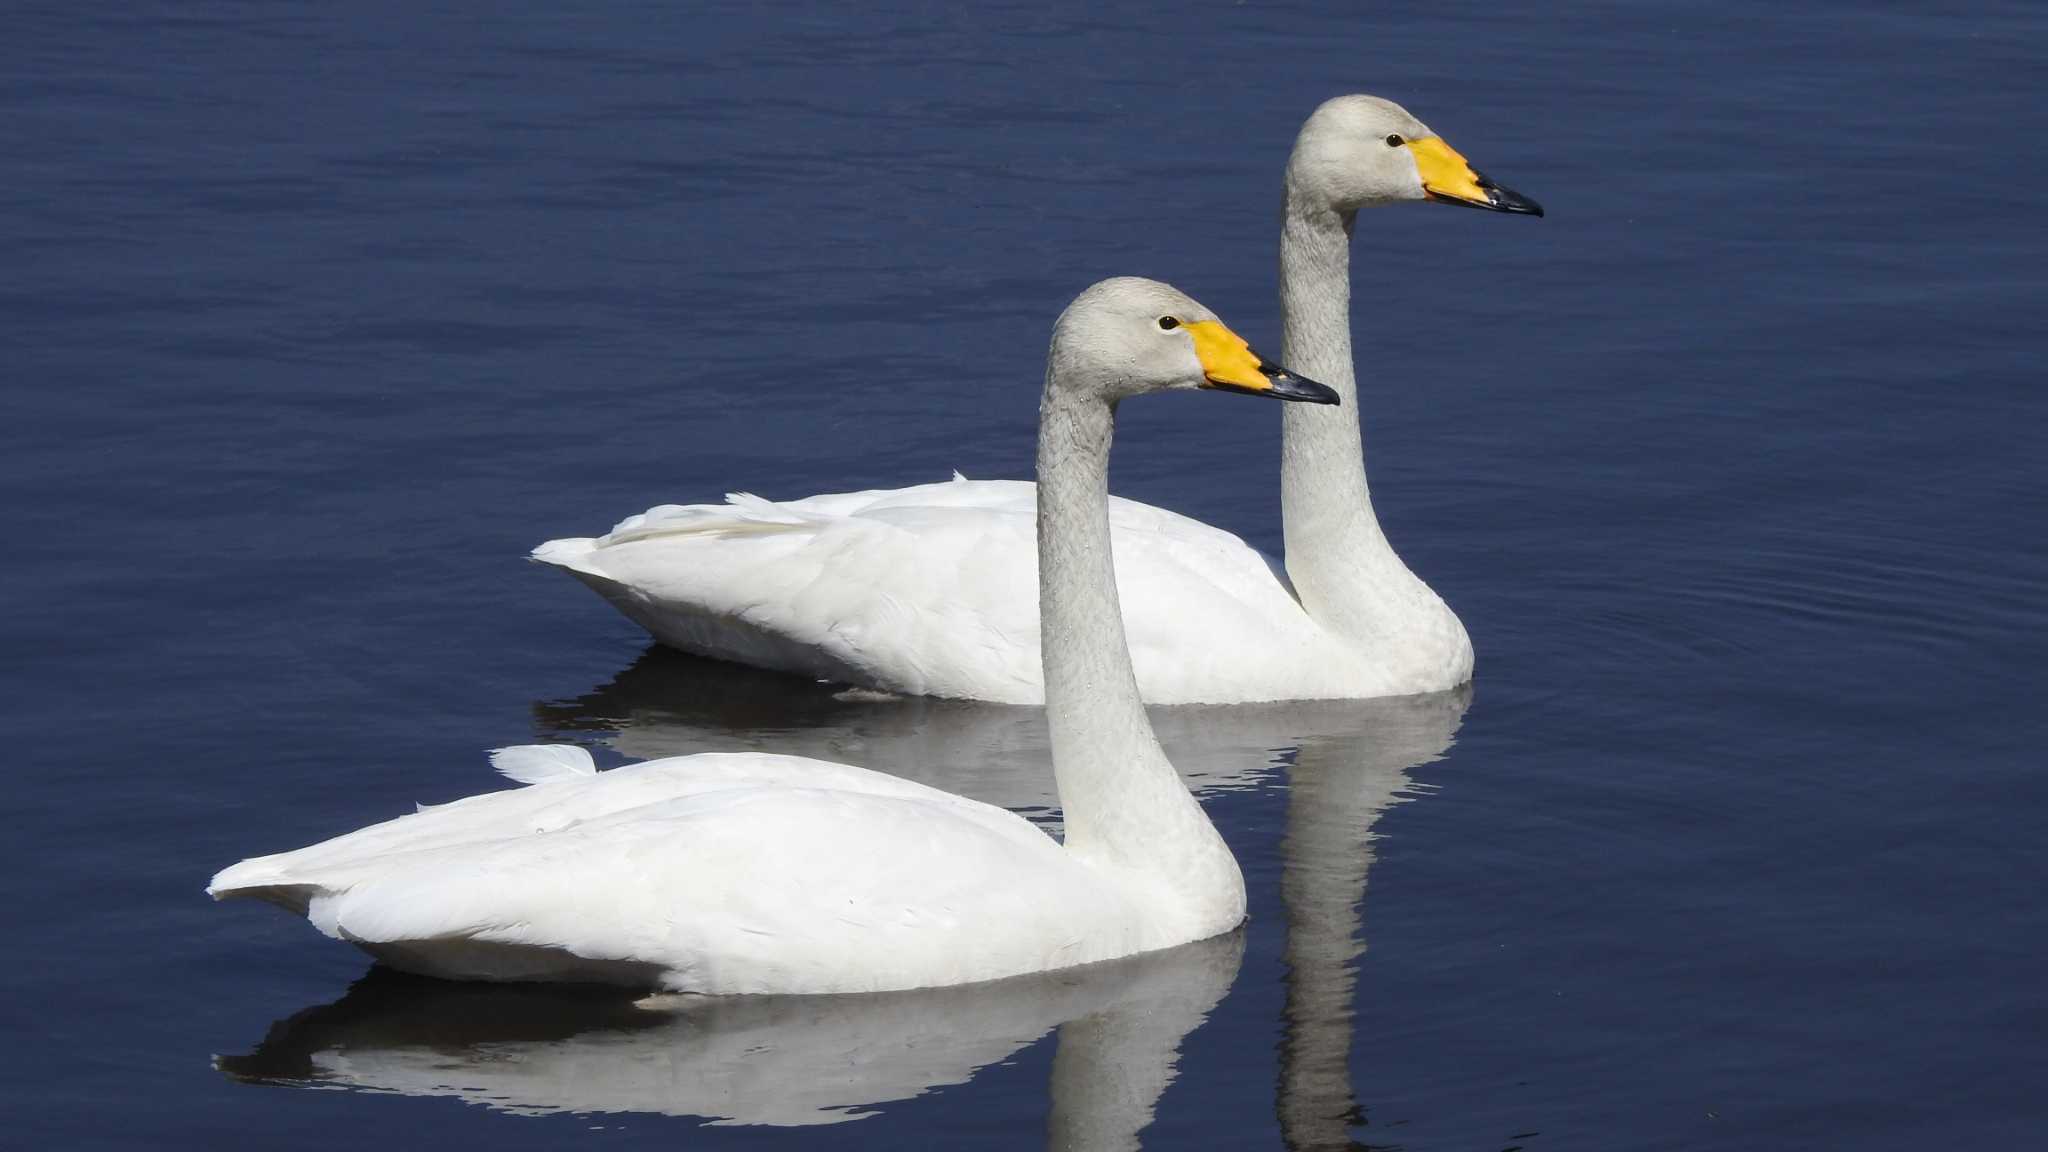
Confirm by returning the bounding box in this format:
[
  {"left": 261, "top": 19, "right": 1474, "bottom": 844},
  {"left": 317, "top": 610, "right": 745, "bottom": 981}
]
[{"left": 5, "top": 2, "right": 2045, "bottom": 1148}]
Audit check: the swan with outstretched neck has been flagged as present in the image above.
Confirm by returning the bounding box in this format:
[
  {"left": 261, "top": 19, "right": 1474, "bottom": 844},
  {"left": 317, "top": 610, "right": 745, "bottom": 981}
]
[
  {"left": 533, "top": 95, "right": 1540, "bottom": 704},
  {"left": 209, "top": 278, "right": 1338, "bottom": 993}
]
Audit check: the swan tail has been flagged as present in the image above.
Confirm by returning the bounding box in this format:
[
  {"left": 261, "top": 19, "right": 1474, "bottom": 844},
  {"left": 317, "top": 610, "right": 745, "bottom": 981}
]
[
  {"left": 488, "top": 744, "right": 598, "bottom": 786},
  {"left": 720, "top": 491, "right": 817, "bottom": 524},
  {"left": 530, "top": 535, "right": 601, "bottom": 571},
  {"left": 209, "top": 744, "right": 597, "bottom": 918},
  {"left": 548, "top": 493, "right": 845, "bottom": 559},
  {"left": 207, "top": 857, "right": 323, "bottom": 915}
]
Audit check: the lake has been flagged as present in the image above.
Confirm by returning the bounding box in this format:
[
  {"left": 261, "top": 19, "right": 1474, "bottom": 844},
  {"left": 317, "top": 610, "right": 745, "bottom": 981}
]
[{"left": 4, "top": 1, "right": 2044, "bottom": 1148}]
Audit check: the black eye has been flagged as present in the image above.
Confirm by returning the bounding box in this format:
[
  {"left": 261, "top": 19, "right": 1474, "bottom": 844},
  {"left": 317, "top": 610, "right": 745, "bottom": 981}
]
[
  {"left": 1385, "top": 134, "right": 1405, "bottom": 147},
  {"left": 1157, "top": 316, "right": 1179, "bottom": 331}
]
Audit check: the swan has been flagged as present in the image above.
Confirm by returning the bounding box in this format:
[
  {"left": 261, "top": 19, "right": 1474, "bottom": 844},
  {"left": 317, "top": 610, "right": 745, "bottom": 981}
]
[
  {"left": 215, "top": 691, "right": 1460, "bottom": 1133},
  {"left": 208, "top": 277, "right": 1340, "bottom": 994},
  {"left": 533, "top": 95, "right": 1540, "bottom": 705}
]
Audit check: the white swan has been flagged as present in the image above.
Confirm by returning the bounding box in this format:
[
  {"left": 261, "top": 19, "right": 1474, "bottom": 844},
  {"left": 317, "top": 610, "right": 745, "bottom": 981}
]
[
  {"left": 534, "top": 95, "right": 1540, "bottom": 705},
  {"left": 209, "top": 277, "right": 1340, "bottom": 994}
]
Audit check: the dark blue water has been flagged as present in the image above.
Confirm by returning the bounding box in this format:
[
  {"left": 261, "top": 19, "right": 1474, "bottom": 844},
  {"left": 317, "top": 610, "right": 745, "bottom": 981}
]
[{"left": 6, "top": 2, "right": 2045, "bottom": 1148}]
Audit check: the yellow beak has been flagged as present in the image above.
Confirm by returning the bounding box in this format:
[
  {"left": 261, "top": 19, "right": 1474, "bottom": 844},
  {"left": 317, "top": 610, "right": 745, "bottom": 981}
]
[
  {"left": 1406, "top": 136, "right": 1544, "bottom": 215},
  {"left": 1183, "top": 320, "right": 1339, "bottom": 404}
]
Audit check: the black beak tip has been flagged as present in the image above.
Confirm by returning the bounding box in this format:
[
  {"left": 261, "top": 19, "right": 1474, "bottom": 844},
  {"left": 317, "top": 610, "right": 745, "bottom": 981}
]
[
  {"left": 1265, "top": 371, "right": 1341, "bottom": 406},
  {"left": 1473, "top": 170, "right": 1544, "bottom": 217}
]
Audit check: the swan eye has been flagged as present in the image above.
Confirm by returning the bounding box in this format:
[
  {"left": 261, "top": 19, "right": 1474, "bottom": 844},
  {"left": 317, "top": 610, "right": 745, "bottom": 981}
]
[
  {"left": 1385, "top": 134, "right": 1405, "bottom": 147},
  {"left": 1157, "top": 316, "right": 1180, "bottom": 331}
]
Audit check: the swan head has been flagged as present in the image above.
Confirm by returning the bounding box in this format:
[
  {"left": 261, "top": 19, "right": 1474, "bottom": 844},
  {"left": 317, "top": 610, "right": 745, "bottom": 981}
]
[
  {"left": 1288, "top": 94, "right": 1542, "bottom": 217},
  {"left": 1050, "top": 278, "right": 1339, "bottom": 405}
]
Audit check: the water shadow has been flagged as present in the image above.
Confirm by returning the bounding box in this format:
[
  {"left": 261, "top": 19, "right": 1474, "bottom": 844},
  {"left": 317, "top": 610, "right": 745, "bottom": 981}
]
[
  {"left": 1274, "top": 687, "right": 1466, "bottom": 1150},
  {"left": 534, "top": 645, "right": 1466, "bottom": 829},
  {"left": 220, "top": 929, "right": 1242, "bottom": 1142}
]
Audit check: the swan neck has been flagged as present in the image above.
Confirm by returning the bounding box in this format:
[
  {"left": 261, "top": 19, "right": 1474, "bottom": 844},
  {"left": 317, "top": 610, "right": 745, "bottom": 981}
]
[
  {"left": 1278, "top": 199, "right": 1382, "bottom": 556},
  {"left": 1035, "top": 378, "right": 1234, "bottom": 889},
  {"left": 1279, "top": 200, "right": 1360, "bottom": 408},
  {"left": 1273, "top": 192, "right": 1472, "bottom": 683}
]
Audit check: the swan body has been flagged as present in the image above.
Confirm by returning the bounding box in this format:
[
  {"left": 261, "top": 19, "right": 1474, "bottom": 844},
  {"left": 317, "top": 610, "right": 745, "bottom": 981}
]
[
  {"left": 536, "top": 95, "right": 1539, "bottom": 704},
  {"left": 535, "top": 477, "right": 1444, "bottom": 705},
  {"left": 212, "top": 278, "right": 1338, "bottom": 991},
  {"left": 211, "top": 747, "right": 1165, "bottom": 993}
]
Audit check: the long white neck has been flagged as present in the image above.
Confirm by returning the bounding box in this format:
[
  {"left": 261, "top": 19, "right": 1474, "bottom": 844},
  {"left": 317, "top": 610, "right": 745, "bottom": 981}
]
[
  {"left": 1277, "top": 196, "right": 1428, "bottom": 643},
  {"left": 1036, "top": 378, "right": 1241, "bottom": 912}
]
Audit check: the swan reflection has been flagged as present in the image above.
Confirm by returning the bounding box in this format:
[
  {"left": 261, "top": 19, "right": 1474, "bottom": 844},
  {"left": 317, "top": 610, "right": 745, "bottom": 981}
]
[
  {"left": 532, "top": 647, "right": 1462, "bottom": 826},
  {"left": 222, "top": 648, "right": 1463, "bottom": 1143},
  {"left": 1274, "top": 686, "right": 1464, "bottom": 1149},
  {"left": 219, "top": 928, "right": 1241, "bottom": 1137}
]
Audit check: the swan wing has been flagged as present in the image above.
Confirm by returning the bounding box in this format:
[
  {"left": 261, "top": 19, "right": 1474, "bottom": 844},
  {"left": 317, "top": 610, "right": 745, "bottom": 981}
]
[
  {"left": 210, "top": 750, "right": 1125, "bottom": 993},
  {"left": 534, "top": 479, "right": 1045, "bottom": 702},
  {"left": 536, "top": 478, "right": 1325, "bottom": 704}
]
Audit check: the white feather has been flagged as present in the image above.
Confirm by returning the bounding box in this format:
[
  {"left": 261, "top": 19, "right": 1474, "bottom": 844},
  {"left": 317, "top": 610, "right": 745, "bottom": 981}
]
[{"left": 489, "top": 745, "right": 598, "bottom": 786}]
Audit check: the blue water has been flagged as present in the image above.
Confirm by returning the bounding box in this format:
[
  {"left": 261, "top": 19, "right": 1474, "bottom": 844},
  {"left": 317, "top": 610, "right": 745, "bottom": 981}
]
[{"left": 6, "top": 2, "right": 2046, "bottom": 1147}]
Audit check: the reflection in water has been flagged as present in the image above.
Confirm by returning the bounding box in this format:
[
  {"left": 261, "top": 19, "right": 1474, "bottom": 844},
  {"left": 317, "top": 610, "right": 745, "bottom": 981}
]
[
  {"left": 1275, "top": 692, "right": 1464, "bottom": 1151},
  {"left": 221, "top": 929, "right": 1242, "bottom": 1139},
  {"left": 223, "top": 648, "right": 1462, "bottom": 1144},
  {"left": 533, "top": 646, "right": 1461, "bottom": 827}
]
